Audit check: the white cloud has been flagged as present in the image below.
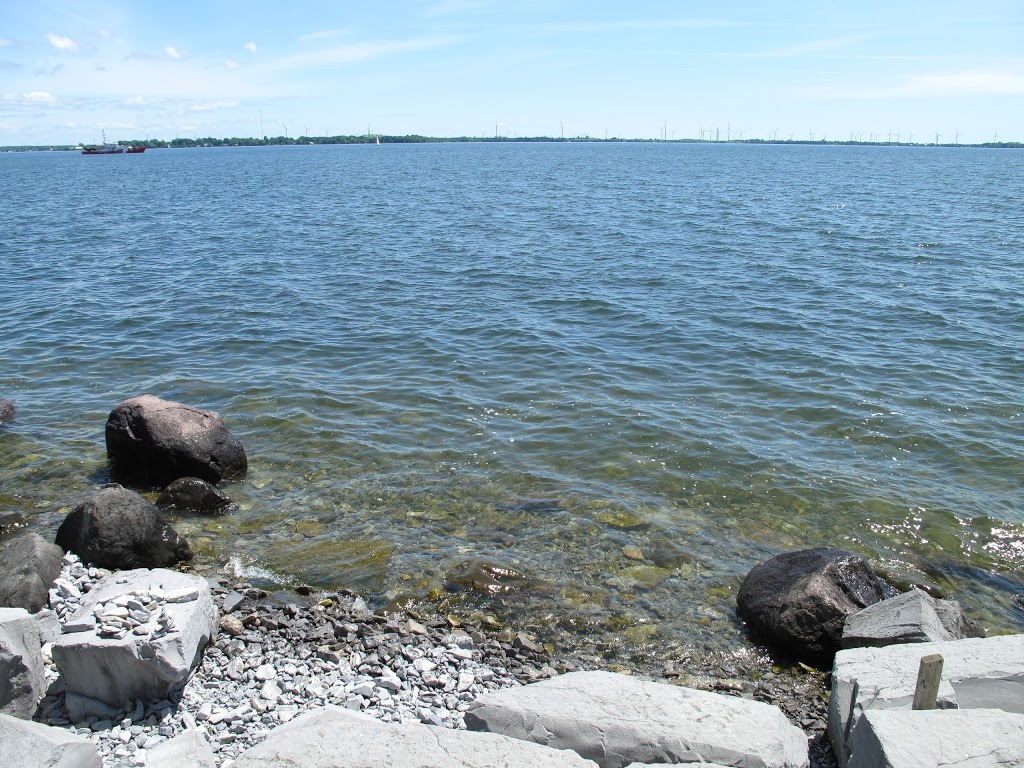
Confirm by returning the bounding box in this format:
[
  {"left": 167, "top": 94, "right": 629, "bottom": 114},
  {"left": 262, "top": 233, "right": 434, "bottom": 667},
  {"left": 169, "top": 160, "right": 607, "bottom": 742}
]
[
  {"left": 272, "top": 35, "right": 460, "bottom": 71},
  {"left": 809, "top": 69, "right": 1024, "bottom": 99},
  {"left": 189, "top": 100, "right": 238, "bottom": 112},
  {"left": 0, "top": 37, "right": 13, "bottom": 47},
  {"left": 244, "top": 42, "right": 256, "bottom": 54},
  {"left": 99, "top": 28, "right": 111, "bottom": 39},
  {"left": 125, "top": 96, "right": 150, "bottom": 105},
  {"left": 47, "top": 32, "right": 77, "bottom": 51},
  {"left": 165, "top": 46, "right": 183, "bottom": 60},
  {"left": 299, "top": 30, "right": 347, "bottom": 41},
  {"left": 24, "top": 91, "right": 57, "bottom": 102},
  {"left": 225, "top": 60, "right": 239, "bottom": 70}
]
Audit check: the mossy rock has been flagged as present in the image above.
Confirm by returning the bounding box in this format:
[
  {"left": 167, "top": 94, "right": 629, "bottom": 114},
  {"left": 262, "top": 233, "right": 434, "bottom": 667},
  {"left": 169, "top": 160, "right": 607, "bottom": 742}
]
[
  {"left": 595, "top": 509, "right": 649, "bottom": 530},
  {"left": 264, "top": 537, "right": 394, "bottom": 592}
]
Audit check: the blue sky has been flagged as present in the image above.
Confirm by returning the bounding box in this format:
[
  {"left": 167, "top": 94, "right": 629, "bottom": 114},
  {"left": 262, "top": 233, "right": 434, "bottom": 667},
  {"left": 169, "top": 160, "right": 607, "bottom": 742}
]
[{"left": 2, "top": 1, "right": 1022, "bottom": 145}]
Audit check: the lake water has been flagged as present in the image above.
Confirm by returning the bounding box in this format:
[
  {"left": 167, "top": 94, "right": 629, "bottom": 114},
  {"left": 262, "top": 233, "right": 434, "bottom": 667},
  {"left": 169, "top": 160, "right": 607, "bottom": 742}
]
[{"left": 2, "top": 142, "right": 1022, "bottom": 665}]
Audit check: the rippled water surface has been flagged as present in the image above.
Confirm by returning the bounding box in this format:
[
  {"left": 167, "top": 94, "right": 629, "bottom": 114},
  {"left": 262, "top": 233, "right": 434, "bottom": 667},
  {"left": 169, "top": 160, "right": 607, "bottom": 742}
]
[{"left": 2, "top": 143, "right": 1022, "bottom": 663}]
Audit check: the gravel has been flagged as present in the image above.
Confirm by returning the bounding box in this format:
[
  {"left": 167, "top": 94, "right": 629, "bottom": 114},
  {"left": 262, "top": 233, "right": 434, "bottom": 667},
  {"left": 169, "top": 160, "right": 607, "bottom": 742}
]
[{"left": 37, "top": 553, "right": 837, "bottom": 768}]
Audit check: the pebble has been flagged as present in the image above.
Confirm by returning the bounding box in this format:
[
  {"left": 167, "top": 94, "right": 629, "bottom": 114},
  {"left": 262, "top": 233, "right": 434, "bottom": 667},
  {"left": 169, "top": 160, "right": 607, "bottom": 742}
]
[{"left": 36, "top": 552, "right": 833, "bottom": 768}]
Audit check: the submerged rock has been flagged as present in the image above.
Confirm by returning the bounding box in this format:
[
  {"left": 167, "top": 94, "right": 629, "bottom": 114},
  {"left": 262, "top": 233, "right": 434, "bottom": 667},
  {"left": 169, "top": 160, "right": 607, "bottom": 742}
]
[
  {"left": 157, "top": 476, "right": 233, "bottom": 514},
  {"left": 55, "top": 485, "right": 192, "bottom": 570},
  {"left": 0, "top": 398, "right": 14, "bottom": 424},
  {"left": 105, "top": 394, "right": 247, "bottom": 487},
  {"left": 450, "top": 558, "right": 529, "bottom": 595},
  {"left": 737, "top": 547, "right": 884, "bottom": 663}
]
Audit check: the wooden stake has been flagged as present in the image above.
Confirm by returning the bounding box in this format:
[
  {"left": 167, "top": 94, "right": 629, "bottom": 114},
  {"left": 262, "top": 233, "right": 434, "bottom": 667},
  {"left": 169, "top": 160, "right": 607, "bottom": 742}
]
[{"left": 912, "top": 653, "right": 944, "bottom": 710}]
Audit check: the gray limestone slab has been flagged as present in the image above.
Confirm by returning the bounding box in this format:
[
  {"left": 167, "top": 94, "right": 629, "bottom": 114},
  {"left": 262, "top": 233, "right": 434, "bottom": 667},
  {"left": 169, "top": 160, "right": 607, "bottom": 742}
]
[
  {"left": 52, "top": 569, "right": 218, "bottom": 711},
  {"left": 848, "top": 709, "right": 1024, "bottom": 767},
  {"left": 841, "top": 590, "right": 979, "bottom": 649},
  {"left": 828, "top": 633, "right": 1024, "bottom": 768},
  {"left": 233, "top": 706, "right": 600, "bottom": 768},
  {"left": 145, "top": 729, "right": 216, "bottom": 768},
  {"left": 0, "top": 606, "right": 45, "bottom": 719},
  {"left": 0, "top": 711, "right": 101, "bottom": 768},
  {"left": 465, "top": 670, "right": 809, "bottom": 768}
]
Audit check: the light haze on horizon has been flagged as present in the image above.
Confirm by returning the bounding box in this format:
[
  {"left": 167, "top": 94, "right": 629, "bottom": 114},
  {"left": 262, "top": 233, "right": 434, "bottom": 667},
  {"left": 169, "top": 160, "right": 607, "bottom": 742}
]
[{"left": 1, "top": 0, "right": 1022, "bottom": 146}]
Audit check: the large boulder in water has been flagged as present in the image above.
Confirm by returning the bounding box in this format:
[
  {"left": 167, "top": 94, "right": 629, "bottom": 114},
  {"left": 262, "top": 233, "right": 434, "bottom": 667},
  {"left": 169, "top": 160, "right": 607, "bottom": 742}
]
[
  {"left": 0, "top": 533, "right": 63, "bottom": 613},
  {"left": 736, "top": 547, "right": 884, "bottom": 663},
  {"left": 0, "top": 398, "right": 14, "bottom": 424},
  {"left": 105, "top": 395, "right": 247, "bottom": 486},
  {"left": 55, "top": 485, "right": 192, "bottom": 570}
]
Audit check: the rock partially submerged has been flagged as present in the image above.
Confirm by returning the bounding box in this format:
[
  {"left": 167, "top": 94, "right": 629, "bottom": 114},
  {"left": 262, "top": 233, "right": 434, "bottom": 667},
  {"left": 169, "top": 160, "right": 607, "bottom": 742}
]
[
  {"left": 466, "top": 670, "right": 809, "bottom": 768},
  {"left": 233, "top": 706, "right": 601, "bottom": 768},
  {"left": 0, "top": 533, "right": 63, "bottom": 613},
  {"left": 737, "top": 548, "right": 884, "bottom": 663},
  {"left": 0, "top": 398, "right": 14, "bottom": 424},
  {"left": 105, "top": 394, "right": 247, "bottom": 487},
  {"left": 52, "top": 569, "right": 217, "bottom": 717},
  {"left": 156, "top": 477, "right": 232, "bottom": 514},
  {"left": 55, "top": 485, "right": 192, "bottom": 570}
]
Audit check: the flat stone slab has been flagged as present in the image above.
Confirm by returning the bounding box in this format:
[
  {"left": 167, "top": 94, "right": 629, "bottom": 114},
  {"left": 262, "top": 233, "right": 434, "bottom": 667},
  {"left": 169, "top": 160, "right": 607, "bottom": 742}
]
[
  {"left": 842, "top": 590, "right": 981, "bottom": 649},
  {"left": 0, "top": 711, "right": 101, "bottom": 767},
  {"left": 465, "top": 670, "right": 809, "bottom": 768},
  {"left": 0, "top": 606, "right": 46, "bottom": 719},
  {"left": 146, "top": 729, "right": 216, "bottom": 768},
  {"left": 829, "top": 634, "right": 1024, "bottom": 767},
  {"left": 848, "top": 709, "right": 1024, "bottom": 767},
  {"left": 233, "top": 706, "right": 600, "bottom": 767},
  {"left": 52, "top": 569, "right": 217, "bottom": 713}
]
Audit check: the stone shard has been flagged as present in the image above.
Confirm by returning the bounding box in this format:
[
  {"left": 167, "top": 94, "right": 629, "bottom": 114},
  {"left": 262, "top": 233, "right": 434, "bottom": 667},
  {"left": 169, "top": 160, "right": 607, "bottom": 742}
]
[
  {"left": 829, "top": 634, "right": 1024, "bottom": 768},
  {"left": 156, "top": 477, "right": 232, "bottom": 514},
  {"left": 0, "top": 532, "right": 63, "bottom": 613},
  {"left": 233, "top": 706, "right": 600, "bottom": 768},
  {"left": 146, "top": 728, "right": 216, "bottom": 768},
  {"left": 737, "top": 548, "right": 884, "bottom": 663},
  {"left": 0, "top": 712, "right": 101, "bottom": 768},
  {"left": 465, "top": 670, "right": 809, "bottom": 768},
  {"left": 52, "top": 569, "right": 218, "bottom": 716},
  {"left": 842, "top": 589, "right": 984, "bottom": 649},
  {"left": 105, "top": 394, "right": 247, "bottom": 486},
  {"left": 55, "top": 485, "right": 192, "bottom": 570},
  {"left": 848, "top": 709, "right": 1024, "bottom": 768},
  {"left": 0, "top": 606, "right": 46, "bottom": 719}
]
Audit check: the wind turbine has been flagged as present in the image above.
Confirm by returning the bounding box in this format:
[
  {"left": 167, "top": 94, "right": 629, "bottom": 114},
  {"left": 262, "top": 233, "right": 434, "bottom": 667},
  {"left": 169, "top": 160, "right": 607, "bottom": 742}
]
[
  {"left": 935, "top": 131, "right": 940, "bottom": 145},
  {"left": 560, "top": 121, "right": 564, "bottom": 140}
]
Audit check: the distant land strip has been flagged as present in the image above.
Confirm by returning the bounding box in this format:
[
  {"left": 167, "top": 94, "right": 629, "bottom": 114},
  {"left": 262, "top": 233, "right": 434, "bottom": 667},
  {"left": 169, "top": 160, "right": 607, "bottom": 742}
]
[{"left": 3, "top": 134, "right": 1023, "bottom": 151}]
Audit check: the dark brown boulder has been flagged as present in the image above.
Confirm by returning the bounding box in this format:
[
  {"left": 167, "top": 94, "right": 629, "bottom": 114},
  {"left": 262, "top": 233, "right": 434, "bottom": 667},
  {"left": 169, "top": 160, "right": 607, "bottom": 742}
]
[
  {"left": 55, "top": 485, "right": 192, "bottom": 570},
  {"left": 156, "top": 476, "right": 232, "bottom": 514},
  {"left": 0, "top": 398, "right": 14, "bottom": 424},
  {"left": 0, "top": 534, "right": 62, "bottom": 613},
  {"left": 736, "top": 547, "right": 884, "bottom": 663},
  {"left": 105, "top": 395, "right": 247, "bottom": 487}
]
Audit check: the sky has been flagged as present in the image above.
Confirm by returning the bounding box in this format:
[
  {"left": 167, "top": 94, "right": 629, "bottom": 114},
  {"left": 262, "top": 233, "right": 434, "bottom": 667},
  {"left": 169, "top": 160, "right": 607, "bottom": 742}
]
[{"left": 1, "top": 1, "right": 1022, "bottom": 145}]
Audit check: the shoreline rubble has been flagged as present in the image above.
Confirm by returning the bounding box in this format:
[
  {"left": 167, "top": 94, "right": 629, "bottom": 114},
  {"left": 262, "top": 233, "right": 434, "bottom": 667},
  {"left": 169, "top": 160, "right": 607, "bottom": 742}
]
[{"left": 29, "top": 552, "right": 835, "bottom": 768}]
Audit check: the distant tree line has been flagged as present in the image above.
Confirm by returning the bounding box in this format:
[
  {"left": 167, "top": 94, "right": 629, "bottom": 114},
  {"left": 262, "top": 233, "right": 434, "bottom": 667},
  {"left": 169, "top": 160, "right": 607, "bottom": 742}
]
[{"left": 2, "top": 135, "right": 1022, "bottom": 152}]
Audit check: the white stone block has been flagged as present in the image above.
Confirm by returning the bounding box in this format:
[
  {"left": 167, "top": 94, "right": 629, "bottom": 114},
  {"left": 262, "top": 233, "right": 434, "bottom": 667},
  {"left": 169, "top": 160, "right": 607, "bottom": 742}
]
[
  {"left": 0, "top": 712, "right": 101, "bottom": 767},
  {"left": 828, "top": 634, "right": 1024, "bottom": 768},
  {"left": 52, "top": 569, "right": 218, "bottom": 714},
  {"left": 233, "top": 706, "right": 600, "bottom": 767},
  {"left": 465, "top": 670, "right": 808, "bottom": 768},
  {"left": 0, "top": 606, "right": 45, "bottom": 719},
  {"left": 848, "top": 709, "right": 1024, "bottom": 767},
  {"left": 146, "top": 729, "right": 216, "bottom": 768}
]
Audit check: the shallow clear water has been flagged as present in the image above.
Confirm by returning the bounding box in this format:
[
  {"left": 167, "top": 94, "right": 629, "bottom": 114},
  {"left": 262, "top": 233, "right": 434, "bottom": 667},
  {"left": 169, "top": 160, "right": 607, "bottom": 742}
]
[{"left": 2, "top": 143, "right": 1022, "bottom": 662}]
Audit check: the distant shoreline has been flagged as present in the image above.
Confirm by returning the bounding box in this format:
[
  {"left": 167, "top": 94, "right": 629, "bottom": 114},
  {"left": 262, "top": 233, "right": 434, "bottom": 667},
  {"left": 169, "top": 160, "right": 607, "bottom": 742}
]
[{"left": 3, "top": 135, "right": 1023, "bottom": 152}]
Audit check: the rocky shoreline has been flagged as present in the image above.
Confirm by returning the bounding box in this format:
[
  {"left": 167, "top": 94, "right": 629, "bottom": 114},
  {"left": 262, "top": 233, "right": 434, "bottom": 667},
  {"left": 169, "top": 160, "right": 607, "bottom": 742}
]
[{"left": 30, "top": 552, "right": 836, "bottom": 768}]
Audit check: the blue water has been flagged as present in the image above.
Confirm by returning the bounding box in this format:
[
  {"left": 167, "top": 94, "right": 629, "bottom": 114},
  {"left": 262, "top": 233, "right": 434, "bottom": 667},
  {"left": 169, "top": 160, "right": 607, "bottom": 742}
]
[{"left": 2, "top": 143, "right": 1022, "bottom": 661}]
